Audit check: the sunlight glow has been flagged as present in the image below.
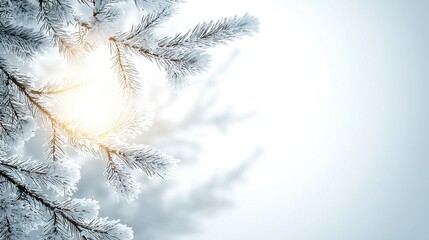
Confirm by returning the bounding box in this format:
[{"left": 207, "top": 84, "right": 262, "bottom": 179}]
[
  {"left": 55, "top": 46, "right": 126, "bottom": 132},
  {"left": 61, "top": 83, "right": 123, "bottom": 131}
]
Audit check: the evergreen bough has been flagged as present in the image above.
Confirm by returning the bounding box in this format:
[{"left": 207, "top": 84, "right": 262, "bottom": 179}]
[{"left": 0, "top": 0, "right": 258, "bottom": 239}]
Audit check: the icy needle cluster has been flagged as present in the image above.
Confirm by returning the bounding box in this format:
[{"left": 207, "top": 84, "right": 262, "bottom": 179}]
[{"left": 0, "top": 0, "right": 258, "bottom": 239}]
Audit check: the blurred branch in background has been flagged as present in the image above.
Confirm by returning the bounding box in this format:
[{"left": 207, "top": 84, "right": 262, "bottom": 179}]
[
  {"left": 146, "top": 49, "right": 257, "bottom": 163},
  {"left": 75, "top": 49, "right": 263, "bottom": 240},
  {"left": 135, "top": 149, "right": 263, "bottom": 240}
]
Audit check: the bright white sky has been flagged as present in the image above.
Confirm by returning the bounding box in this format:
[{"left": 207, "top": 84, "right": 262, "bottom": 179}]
[{"left": 174, "top": 0, "right": 429, "bottom": 240}]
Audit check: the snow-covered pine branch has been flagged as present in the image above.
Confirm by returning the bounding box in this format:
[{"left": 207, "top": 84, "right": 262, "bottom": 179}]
[
  {"left": 120, "top": 144, "right": 179, "bottom": 179},
  {"left": 129, "top": 2, "right": 179, "bottom": 35},
  {"left": 44, "top": 124, "right": 68, "bottom": 164},
  {"left": 106, "top": 152, "right": 141, "bottom": 202},
  {"left": 111, "top": 35, "right": 211, "bottom": 89},
  {"left": 0, "top": 0, "right": 39, "bottom": 26},
  {"left": 0, "top": 20, "right": 48, "bottom": 60},
  {"left": 30, "top": 77, "right": 88, "bottom": 97},
  {"left": 0, "top": 191, "right": 43, "bottom": 239},
  {"left": 134, "top": 0, "right": 183, "bottom": 12},
  {"left": 0, "top": 0, "right": 258, "bottom": 238},
  {"left": 97, "top": 106, "right": 153, "bottom": 142},
  {"left": 0, "top": 165, "right": 133, "bottom": 240},
  {"left": 78, "top": 0, "right": 125, "bottom": 45},
  {"left": 159, "top": 13, "right": 259, "bottom": 49},
  {"left": 0, "top": 154, "right": 79, "bottom": 196},
  {"left": 1, "top": 57, "right": 178, "bottom": 201},
  {"left": 109, "top": 40, "right": 142, "bottom": 97},
  {"left": 0, "top": 57, "right": 38, "bottom": 149},
  {"left": 38, "top": 0, "right": 83, "bottom": 59},
  {"left": 109, "top": 8, "right": 258, "bottom": 89}
]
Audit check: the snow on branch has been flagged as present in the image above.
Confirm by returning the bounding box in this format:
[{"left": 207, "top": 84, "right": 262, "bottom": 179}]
[
  {"left": 120, "top": 144, "right": 179, "bottom": 179},
  {"left": 31, "top": 77, "right": 88, "bottom": 97},
  {"left": 0, "top": 191, "right": 43, "bottom": 239},
  {"left": 0, "top": 154, "right": 80, "bottom": 196},
  {"left": 0, "top": 58, "right": 37, "bottom": 149},
  {"left": 0, "top": 0, "right": 259, "bottom": 238},
  {"left": 109, "top": 40, "right": 142, "bottom": 97},
  {"left": 130, "top": 3, "right": 178, "bottom": 34},
  {"left": 134, "top": 0, "right": 183, "bottom": 12},
  {"left": 0, "top": 21, "right": 48, "bottom": 60},
  {"left": 106, "top": 152, "right": 141, "bottom": 202},
  {"left": 77, "top": 0, "right": 126, "bottom": 45},
  {"left": 0, "top": 0, "right": 39, "bottom": 26},
  {"left": 159, "top": 13, "right": 260, "bottom": 49},
  {"left": 1, "top": 57, "right": 177, "bottom": 201},
  {"left": 44, "top": 124, "right": 69, "bottom": 166},
  {"left": 110, "top": 11, "right": 258, "bottom": 89},
  {"left": 98, "top": 143, "right": 178, "bottom": 200},
  {"left": 97, "top": 106, "right": 153, "bottom": 142},
  {"left": 38, "top": 0, "right": 83, "bottom": 60},
  {"left": 0, "top": 168, "right": 133, "bottom": 240},
  {"left": 112, "top": 35, "right": 211, "bottom": 89}
]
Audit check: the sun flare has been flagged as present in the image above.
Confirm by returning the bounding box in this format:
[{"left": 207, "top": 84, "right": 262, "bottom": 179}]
[
  {"left": 54, "top": 47, "right": 126, "bottom": 132},
  {"left": 62, "top": 83, "right": 123, "bottom": 131}
]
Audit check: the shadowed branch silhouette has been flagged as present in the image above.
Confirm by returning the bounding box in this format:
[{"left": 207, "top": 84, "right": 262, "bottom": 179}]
[{"left": 74, "top": 51, "right": 263, "bottom": 239}]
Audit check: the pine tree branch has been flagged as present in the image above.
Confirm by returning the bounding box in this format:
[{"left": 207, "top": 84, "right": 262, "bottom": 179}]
[
  {"left": 110, "top": 37, "right": 210, "bottom": 89},
  {"left": 0, "top": 60, "right": 35, "bottom": 147},
  {"left": 1, "top": 1, "right": 259, "bottom": 237},
  {"left": 134, "top": 0, "right": 183, "bottom": 12},
  {"left": 0, "top": 191, "right": 43, "bottom": 239},
  {"left": 127, "top": 3, "right": 178, "bottom": 36},
  {"left": 2, "top": 217, "right": 13, "bottom": 239},
  {"left": 37, "top": 0, "right": 82, "bottom": 60},
  {"left": 0, "top": 20, "right": 48, "bottom": 60},
  {"left": 0, "top": 169, "right": 132, "bottom": 240},
  {"left": 96, "top": 106, "right": 153, "bottom": 142},
  {"left": 30, "top": 78, "right": 87, "bottom": 97},
  {"left": 105, "top": 151, "right": 140, "bottom": 202},
  {"left": 51, "top": 125, "right": 58, "bottom": 162},
  {"left": 2, "top": 82, "right": 22, "bottom": 126},
  {"left": 109, "top": 39, "right": 141, "bottom": 97},
  {"left": 0, "top": 170, "right": 85, "bottom": 234},
  {"left": 0, "top": 0, "right": 39, "bottom": 26},
  {"left": 1, "top": 58, "right": 177, "bottom": 183},
  {"left": 1, "top": 62, "right": 65, "bottom": 131},
  {"left": 0, "top": 152, "right": 79, "bottom": 196},
  {"left": 45, "top": 123, "right": 68, "bottom": 164},
  {"left": 159, "top": 13, "right": 259, "bottom": 49}
]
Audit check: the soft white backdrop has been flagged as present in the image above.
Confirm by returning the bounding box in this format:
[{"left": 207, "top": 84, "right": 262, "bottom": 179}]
[{"left": 174, "top": 0, "right": 429, "bottom": 239}]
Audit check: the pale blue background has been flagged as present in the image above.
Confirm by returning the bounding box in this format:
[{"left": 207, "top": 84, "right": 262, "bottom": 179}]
[{"left": 175, "top": 1, "right": 429, "bottom": 239}]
